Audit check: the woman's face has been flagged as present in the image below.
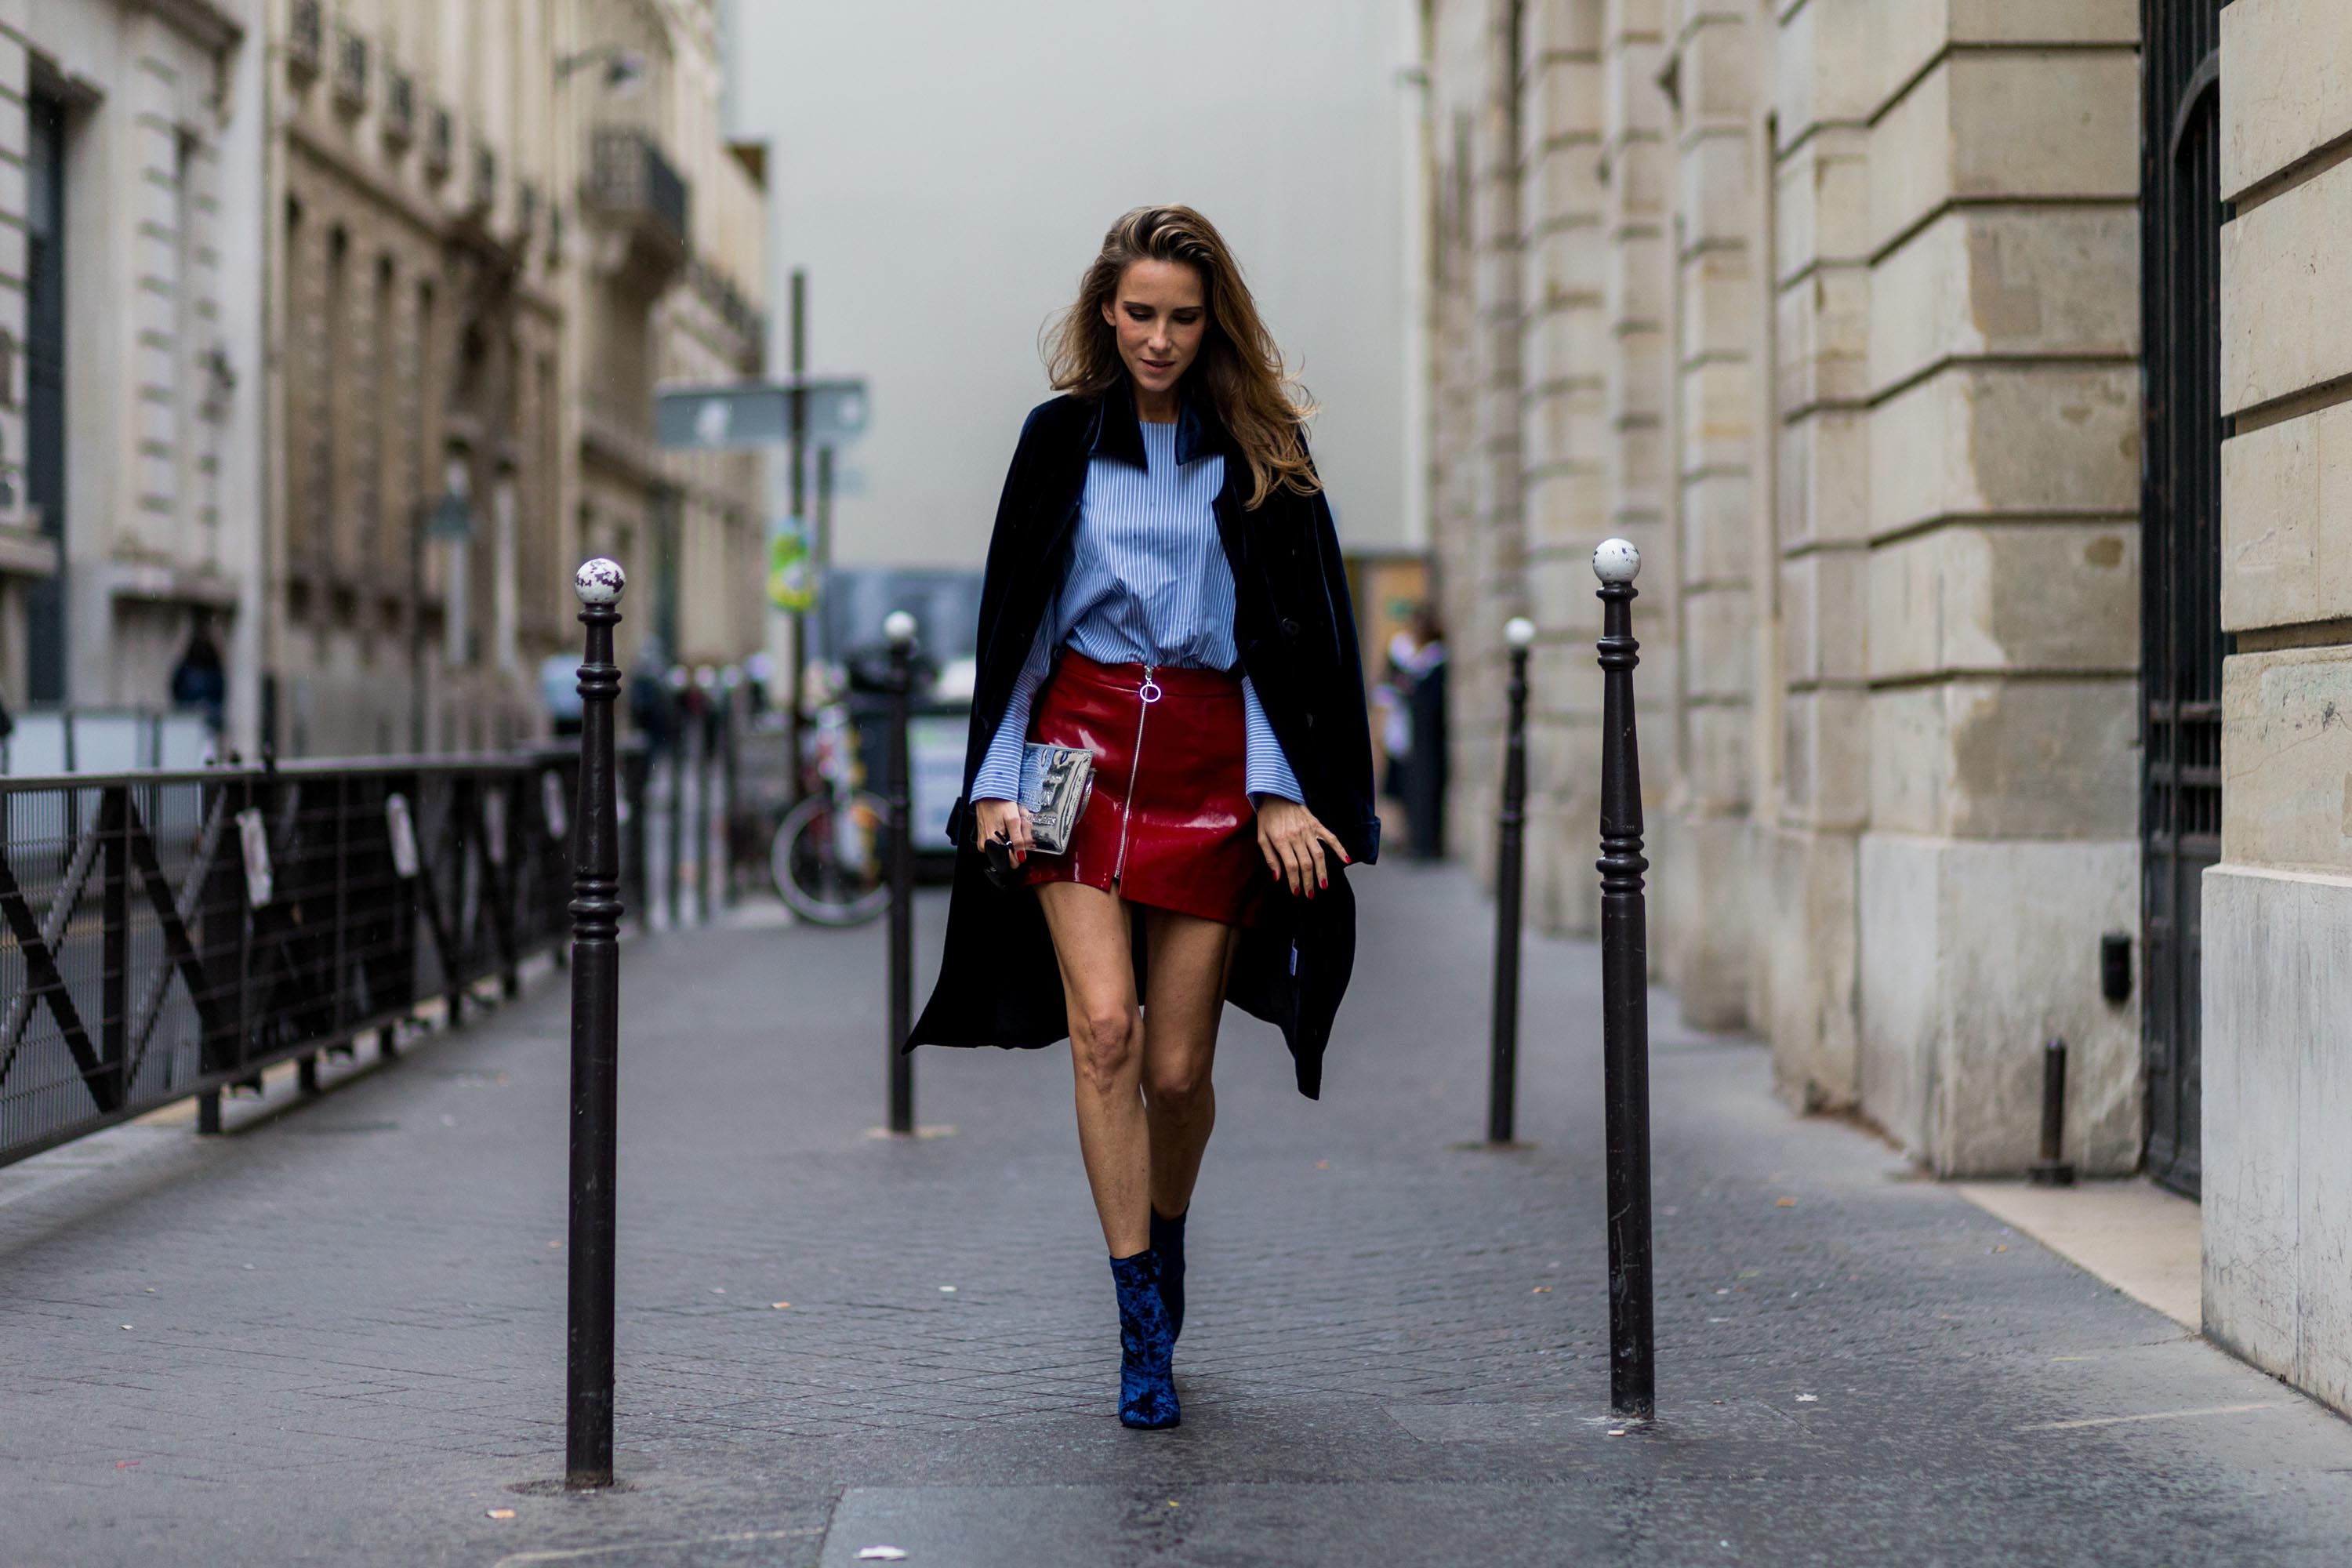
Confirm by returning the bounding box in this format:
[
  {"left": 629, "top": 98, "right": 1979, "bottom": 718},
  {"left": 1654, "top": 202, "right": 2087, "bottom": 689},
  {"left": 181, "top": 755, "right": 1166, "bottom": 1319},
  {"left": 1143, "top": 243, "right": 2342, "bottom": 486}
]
[{"left": 1102, "top": 259, "right": 1207, "bottom": 405}]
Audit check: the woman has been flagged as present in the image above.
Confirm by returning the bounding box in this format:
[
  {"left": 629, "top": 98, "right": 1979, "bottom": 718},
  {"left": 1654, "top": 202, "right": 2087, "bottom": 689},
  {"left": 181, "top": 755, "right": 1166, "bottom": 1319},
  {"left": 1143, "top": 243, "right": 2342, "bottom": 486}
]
[{"left": 909, "top": 206, "right": 1379, "bottom": 1429}]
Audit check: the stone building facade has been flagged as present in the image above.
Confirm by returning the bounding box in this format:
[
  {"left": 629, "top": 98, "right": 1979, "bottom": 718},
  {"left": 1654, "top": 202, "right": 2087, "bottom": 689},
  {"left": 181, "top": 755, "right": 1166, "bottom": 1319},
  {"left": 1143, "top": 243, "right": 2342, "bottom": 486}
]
[
  {"left": 1425, "top": 0, "right": 2352, "bottom": 1420},
  {"left": 1423, "top": 0, "right": 2145, "bottom": 1179},
  {"left": 264, "top": 0, "right": 763, "bottom": 757},
  {"left": 0, "top": 0, "right": 267, "bottom": 732},
  {"left": 2201, "top": 0, "right": 2352, "bottom": 1420}
]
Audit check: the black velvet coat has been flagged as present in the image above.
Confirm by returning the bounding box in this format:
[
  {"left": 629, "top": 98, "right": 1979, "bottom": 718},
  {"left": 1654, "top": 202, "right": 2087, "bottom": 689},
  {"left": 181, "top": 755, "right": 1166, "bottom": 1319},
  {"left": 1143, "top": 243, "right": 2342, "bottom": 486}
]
[{"left": 906, "top": 386, "right": 1381, "bottom": 1097}]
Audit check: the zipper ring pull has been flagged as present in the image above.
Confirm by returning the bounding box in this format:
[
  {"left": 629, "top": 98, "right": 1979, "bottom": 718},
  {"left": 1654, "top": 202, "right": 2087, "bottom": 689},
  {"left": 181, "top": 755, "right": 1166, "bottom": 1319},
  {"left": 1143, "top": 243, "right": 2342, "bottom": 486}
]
[{"left": 1139, "top": 673, "right": 1163, "bottom": 704}]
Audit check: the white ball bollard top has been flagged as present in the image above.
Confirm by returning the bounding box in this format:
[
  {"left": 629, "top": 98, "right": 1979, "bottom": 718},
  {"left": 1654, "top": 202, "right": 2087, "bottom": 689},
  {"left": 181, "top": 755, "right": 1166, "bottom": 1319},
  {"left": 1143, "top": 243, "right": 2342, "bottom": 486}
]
[
  {"left": 883, "top": 610, "right": 918, "bottom": 646},
  {"left": 1505, "top": 615, "right": 1537, "bottom": 649},
  {"left": 1592, "top": 539, "right": 1640, "bottom": 586},
  {"left": 575, "top": 557, "right": 626, "bottom": 604}
]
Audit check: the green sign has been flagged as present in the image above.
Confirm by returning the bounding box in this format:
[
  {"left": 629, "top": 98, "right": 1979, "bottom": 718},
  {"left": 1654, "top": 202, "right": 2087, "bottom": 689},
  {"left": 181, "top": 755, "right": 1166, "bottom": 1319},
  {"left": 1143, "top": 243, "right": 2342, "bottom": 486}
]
[{"left": 767, "top": 517, "right": 815, "bottom": 611}]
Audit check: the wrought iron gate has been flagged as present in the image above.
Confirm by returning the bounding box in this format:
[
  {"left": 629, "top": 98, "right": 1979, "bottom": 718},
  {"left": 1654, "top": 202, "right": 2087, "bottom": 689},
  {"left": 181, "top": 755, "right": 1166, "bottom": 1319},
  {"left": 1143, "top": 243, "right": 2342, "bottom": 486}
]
[{"left": 2139, "top": 0, "right": 2226, "bottom": 1198}]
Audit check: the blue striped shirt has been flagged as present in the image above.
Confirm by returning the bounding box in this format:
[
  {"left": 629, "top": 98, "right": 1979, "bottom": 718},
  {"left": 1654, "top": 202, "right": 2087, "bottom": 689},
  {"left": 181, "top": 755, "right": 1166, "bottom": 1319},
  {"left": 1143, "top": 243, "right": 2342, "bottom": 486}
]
[{"left": 972, "top": 419, "right": 1304, "bottom": 805}]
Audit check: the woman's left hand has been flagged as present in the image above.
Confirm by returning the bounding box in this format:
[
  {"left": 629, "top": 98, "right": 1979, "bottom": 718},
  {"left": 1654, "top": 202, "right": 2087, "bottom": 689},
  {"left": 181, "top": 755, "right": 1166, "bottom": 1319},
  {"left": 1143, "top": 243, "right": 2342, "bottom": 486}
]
[{"left": 1254, "top": 797, "right": 1350, "bottom": 899}]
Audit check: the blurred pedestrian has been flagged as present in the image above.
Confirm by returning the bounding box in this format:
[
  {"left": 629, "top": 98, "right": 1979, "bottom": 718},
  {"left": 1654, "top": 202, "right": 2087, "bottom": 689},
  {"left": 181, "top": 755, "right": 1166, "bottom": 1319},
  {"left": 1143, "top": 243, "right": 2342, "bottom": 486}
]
[
  {"left": 912, "top": 206, "right": 1380, "bottom": 1431},
  {"left": 1386, "top": 607, "right": 1448, "bottom": 860},
  {"left": 169, "top": 612, "right": 227, "bottom": 735},
  {"left": 628, "top": 636, "right": 675, "bottom": 757},
  {"left": 541, "top": 651, "right": 584, "bottom": 738}
]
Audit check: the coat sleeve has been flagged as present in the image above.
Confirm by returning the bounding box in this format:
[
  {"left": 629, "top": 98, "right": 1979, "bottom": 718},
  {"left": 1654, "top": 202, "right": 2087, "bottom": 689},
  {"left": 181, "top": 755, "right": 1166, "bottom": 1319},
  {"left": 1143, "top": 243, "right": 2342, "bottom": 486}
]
[
  {"left": 951, "top": 404, "right": 1057, "bottom": 846},
  {"left": 1311, "top": 488, "right": 1381, "bottom": 863}
]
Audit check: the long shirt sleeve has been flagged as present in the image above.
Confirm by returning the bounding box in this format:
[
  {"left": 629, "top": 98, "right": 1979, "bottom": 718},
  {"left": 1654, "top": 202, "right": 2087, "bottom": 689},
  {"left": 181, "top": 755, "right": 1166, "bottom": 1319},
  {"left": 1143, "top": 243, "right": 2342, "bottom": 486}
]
[
  {"left": 970, "top": 621, "right": 1054, "bottom": 803},
  {"left": 1241, "top": 675, "right": 1304, "bottom": 804}
]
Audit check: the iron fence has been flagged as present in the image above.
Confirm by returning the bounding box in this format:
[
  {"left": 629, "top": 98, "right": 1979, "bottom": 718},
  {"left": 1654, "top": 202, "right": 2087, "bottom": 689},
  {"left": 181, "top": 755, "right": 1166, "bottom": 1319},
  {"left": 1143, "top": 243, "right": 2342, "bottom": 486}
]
[{"left": 0, "top": 746, "right": 648, "bottom": 1168}]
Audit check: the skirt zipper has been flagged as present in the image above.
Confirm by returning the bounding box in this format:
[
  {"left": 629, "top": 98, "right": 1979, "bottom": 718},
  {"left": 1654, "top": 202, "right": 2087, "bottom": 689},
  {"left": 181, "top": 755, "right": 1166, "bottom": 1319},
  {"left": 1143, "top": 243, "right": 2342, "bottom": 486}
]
[{"left": 1113, "top": 666, "right": 1162, "bottom": 884}]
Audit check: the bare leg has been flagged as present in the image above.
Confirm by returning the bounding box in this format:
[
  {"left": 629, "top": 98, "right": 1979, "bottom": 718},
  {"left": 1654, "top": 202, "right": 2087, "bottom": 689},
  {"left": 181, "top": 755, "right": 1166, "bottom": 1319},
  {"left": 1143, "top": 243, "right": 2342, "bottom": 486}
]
[
  {"left": 1140, "top": 906, "right": 1240, "bottom": 1220},
  {"left": 1037, "top": 881, "right": 1150, "bottom": 1257}
]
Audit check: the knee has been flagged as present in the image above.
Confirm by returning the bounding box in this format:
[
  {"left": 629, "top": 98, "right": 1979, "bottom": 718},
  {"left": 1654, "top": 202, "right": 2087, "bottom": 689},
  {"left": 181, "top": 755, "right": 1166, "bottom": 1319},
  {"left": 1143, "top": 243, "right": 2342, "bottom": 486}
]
[
  {"left": 1147, "top": 1059, "right": 1211, "bottom": 1118},
  {"left": 1072, "top": 1003, "right": 1142, "bottom": 1091}
]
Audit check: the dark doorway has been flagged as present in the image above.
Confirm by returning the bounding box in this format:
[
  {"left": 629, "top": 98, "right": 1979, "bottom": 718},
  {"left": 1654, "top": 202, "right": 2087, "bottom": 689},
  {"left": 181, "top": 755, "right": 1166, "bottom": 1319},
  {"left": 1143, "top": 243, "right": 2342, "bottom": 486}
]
[
  {"left": 2138, "top": 0, "right": 2226, "bottom": 1199},
  {"left": 25, "top": 90, "right": 67, "bottom": 703}
]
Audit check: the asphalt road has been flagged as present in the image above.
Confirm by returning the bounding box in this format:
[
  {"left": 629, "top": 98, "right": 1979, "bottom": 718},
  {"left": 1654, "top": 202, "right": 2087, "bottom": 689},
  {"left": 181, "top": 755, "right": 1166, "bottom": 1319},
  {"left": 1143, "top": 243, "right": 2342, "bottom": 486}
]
[{"left": 2, "top": 861, "right": 2347, "bottom": 1566}]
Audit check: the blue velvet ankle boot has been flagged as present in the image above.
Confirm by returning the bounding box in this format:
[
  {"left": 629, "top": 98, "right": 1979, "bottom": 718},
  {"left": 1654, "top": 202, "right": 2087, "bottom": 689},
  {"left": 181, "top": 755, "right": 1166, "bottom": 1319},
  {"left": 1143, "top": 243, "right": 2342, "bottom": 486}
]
[
  {"left": 1149, "top": 1206, "right": 1188, "bottom": 1342},
  {"left": 1108, "top": 1250, "right": 1181, "bottom": 1429}
]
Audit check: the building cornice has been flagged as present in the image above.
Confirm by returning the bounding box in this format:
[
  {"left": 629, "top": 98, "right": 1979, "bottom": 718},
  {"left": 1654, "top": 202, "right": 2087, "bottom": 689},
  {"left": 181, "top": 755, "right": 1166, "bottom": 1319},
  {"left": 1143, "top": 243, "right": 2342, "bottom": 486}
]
[{"left": 132, "top": 0, "right": 245, "bottom": 55}]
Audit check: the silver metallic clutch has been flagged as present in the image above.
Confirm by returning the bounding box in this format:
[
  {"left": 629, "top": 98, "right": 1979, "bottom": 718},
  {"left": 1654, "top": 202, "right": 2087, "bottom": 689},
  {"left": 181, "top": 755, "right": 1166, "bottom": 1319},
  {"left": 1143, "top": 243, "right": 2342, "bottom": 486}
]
[{"left": 1018, "top": 742, "right": 1095, "bottom": 855}]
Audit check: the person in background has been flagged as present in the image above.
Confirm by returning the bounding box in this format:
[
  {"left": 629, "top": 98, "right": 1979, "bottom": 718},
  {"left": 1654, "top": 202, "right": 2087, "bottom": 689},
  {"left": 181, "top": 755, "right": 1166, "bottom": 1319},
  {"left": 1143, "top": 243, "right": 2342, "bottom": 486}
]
[
  {"left": 169, "top": 612, "right": 228, "bottom": 735},
  {"left": 629, "top": 636, "right": 676, "bottom": 757},
  {"left": 1385, "top": 607, "right": 1448, "bottom": 860},
  {"left": 541, "top": 650, "right": 585, "bottom": 738}
]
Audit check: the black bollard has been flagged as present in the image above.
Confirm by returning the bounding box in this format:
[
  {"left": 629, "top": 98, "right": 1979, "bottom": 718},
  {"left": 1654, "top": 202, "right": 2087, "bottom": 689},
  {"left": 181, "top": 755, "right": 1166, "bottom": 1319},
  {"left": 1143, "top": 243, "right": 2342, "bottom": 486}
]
[
  {"left": 2028, "top": 1037, "right": 2074, "bottom": 1186},
  {"left": 1592, "top": 538, "right": 1655, "bottom": 1420},
  {"left": 1488, "top": 616, "right": 1536, "bottom": 1145},
  {"left": 884, "top": 611, "right": 918, "bottom": 1135},
  {"left": 664, "top": 665, "right": 686, "bottom": 931},
  {"left": 720, "top": 667, "right": 742, "bottom": 906},
  {"left": 564, "top": 558, "right": 627, "bottom": 1488}
]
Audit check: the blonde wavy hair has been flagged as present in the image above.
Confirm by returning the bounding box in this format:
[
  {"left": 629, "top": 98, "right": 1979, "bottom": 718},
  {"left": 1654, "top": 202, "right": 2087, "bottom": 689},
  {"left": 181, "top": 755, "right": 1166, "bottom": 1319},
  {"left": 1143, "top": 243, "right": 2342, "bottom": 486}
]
[{"left": 1045, "top": 205, "right": 1319, "bottom": 510}]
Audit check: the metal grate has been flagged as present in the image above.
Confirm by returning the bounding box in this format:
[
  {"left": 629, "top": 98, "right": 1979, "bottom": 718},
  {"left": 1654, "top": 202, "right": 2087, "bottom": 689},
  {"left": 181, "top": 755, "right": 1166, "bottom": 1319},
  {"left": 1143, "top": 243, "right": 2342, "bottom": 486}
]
[{"left": 2139, "top": 0, "right": 2227, "bottom": 1199}]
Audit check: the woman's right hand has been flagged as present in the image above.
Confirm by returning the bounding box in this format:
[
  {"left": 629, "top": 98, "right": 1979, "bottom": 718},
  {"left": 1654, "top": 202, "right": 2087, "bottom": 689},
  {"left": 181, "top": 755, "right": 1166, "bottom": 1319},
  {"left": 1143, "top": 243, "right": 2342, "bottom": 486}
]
[{"left": 972, "top": 797, "right": 1034, "bottom": 864}]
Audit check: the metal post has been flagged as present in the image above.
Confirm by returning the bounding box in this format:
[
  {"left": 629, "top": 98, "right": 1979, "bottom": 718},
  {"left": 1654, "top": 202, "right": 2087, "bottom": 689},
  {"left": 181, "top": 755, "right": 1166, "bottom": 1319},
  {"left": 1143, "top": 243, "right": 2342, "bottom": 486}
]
[
  {"left": 1487, "top": 618, "right": 1535, "bottom": 1144},
  {"left": 629, "top": 753, "right": 652, "bottom": 936},
  {"left": 815, "top": 445, "right": 834, "bottom": 586},
  {"left": 785, "top": 269, "right": 809, "bottom": 814},
  {"left": 1592, "top": 539, "right": 1655, "bottom": 1420},
  {"left": 694, "top": 668, "right": 715, "bottom": 926},
  {"left": 720, "top": 670, "right": 741, "bottom": 906},
  {"left": 2029, "top": 1038, "right": 2074, "bottom": 1186},
  {"left": 664, "top": 667, "right": 685, "bottom": 930},
  {"left": 564, "top": 557, "right": 627, "bottom": 1489},
  {"left": 884, "top": 611, "right": 917, "bottom": 1135},
  {"left": 100, "top": 786, "right": 129, "bottom": 1112}
]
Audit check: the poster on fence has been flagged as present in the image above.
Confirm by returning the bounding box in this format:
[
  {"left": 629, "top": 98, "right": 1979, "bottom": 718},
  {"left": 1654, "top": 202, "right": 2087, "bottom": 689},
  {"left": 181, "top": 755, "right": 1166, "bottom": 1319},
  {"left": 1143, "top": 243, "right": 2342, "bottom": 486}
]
[
  {"left": 237, "top": 808, "right": 274, "bottom": 907},
  {"left": 484, "top": 789, "right": 508, "bottom": 866},
  {"left": 543, "top": 769, "right": 569, "bottom": 840},
  {"left": 385, "top": 793, "right": 420, "bottom": 878}
]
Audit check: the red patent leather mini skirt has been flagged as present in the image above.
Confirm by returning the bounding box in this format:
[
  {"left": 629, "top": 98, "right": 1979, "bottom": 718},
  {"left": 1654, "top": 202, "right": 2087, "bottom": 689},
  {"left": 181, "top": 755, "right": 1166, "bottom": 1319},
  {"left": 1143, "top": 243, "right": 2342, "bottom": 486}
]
[{"left": 1020, "top": 650, "right": 1265, "bottom": 927}]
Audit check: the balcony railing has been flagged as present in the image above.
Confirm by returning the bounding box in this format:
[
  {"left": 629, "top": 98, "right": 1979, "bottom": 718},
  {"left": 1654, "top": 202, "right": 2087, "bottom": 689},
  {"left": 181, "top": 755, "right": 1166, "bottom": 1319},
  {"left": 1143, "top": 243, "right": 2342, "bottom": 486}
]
[{"left": 586, "top": 127, "right": 691, "bottom": 281}]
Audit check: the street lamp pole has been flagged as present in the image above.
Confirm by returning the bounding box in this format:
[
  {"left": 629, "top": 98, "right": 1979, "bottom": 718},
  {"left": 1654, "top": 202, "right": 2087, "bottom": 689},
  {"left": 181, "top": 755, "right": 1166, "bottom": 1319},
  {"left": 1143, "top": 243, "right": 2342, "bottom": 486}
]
[{"left": 785, "top": 270, "right": 808, "bottom": 813}]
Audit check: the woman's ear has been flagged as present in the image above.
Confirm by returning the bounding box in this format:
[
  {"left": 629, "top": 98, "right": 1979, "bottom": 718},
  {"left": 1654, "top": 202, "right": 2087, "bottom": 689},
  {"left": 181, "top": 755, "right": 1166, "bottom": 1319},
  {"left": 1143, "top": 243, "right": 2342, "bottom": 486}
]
[{"left": 1101, "top": 297, "right": 1119, "bottom": 328}]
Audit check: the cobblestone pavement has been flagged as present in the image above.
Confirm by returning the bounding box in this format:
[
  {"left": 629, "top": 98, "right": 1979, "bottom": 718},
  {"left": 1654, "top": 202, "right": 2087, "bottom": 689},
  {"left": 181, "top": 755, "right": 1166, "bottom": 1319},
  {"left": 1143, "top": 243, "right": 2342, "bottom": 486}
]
[{"left": 5, "top": 862, "right": 2352, "bottom": 1566}]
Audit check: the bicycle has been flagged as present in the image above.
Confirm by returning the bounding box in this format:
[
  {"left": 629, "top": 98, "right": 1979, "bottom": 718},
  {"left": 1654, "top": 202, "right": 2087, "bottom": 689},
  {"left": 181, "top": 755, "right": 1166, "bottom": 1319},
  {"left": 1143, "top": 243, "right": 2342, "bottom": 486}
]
[{"left": 769, "top": 701, "right": 894, "bottom": 926}]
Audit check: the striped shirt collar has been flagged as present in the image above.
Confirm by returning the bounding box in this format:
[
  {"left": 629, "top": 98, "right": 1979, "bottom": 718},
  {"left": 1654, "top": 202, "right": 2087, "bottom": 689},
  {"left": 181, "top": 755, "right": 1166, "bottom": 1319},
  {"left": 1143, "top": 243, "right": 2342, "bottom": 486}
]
[{"left": 1087, "top": 379, "right": 1225, "bottom": 471}]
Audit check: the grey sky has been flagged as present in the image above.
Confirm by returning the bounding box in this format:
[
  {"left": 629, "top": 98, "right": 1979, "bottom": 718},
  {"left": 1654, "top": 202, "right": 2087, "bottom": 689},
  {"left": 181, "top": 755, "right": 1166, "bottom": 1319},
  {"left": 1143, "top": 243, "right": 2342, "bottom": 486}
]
[{"left": 721, "top": 0, "right": 1425, "bottom": 568}]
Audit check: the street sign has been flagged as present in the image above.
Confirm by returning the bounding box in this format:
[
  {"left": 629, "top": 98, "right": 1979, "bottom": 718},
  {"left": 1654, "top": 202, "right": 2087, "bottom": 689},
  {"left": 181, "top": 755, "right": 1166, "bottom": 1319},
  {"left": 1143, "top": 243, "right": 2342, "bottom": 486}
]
[{"left": 655, "top": 379, "right": 870, "bottom": 450}]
